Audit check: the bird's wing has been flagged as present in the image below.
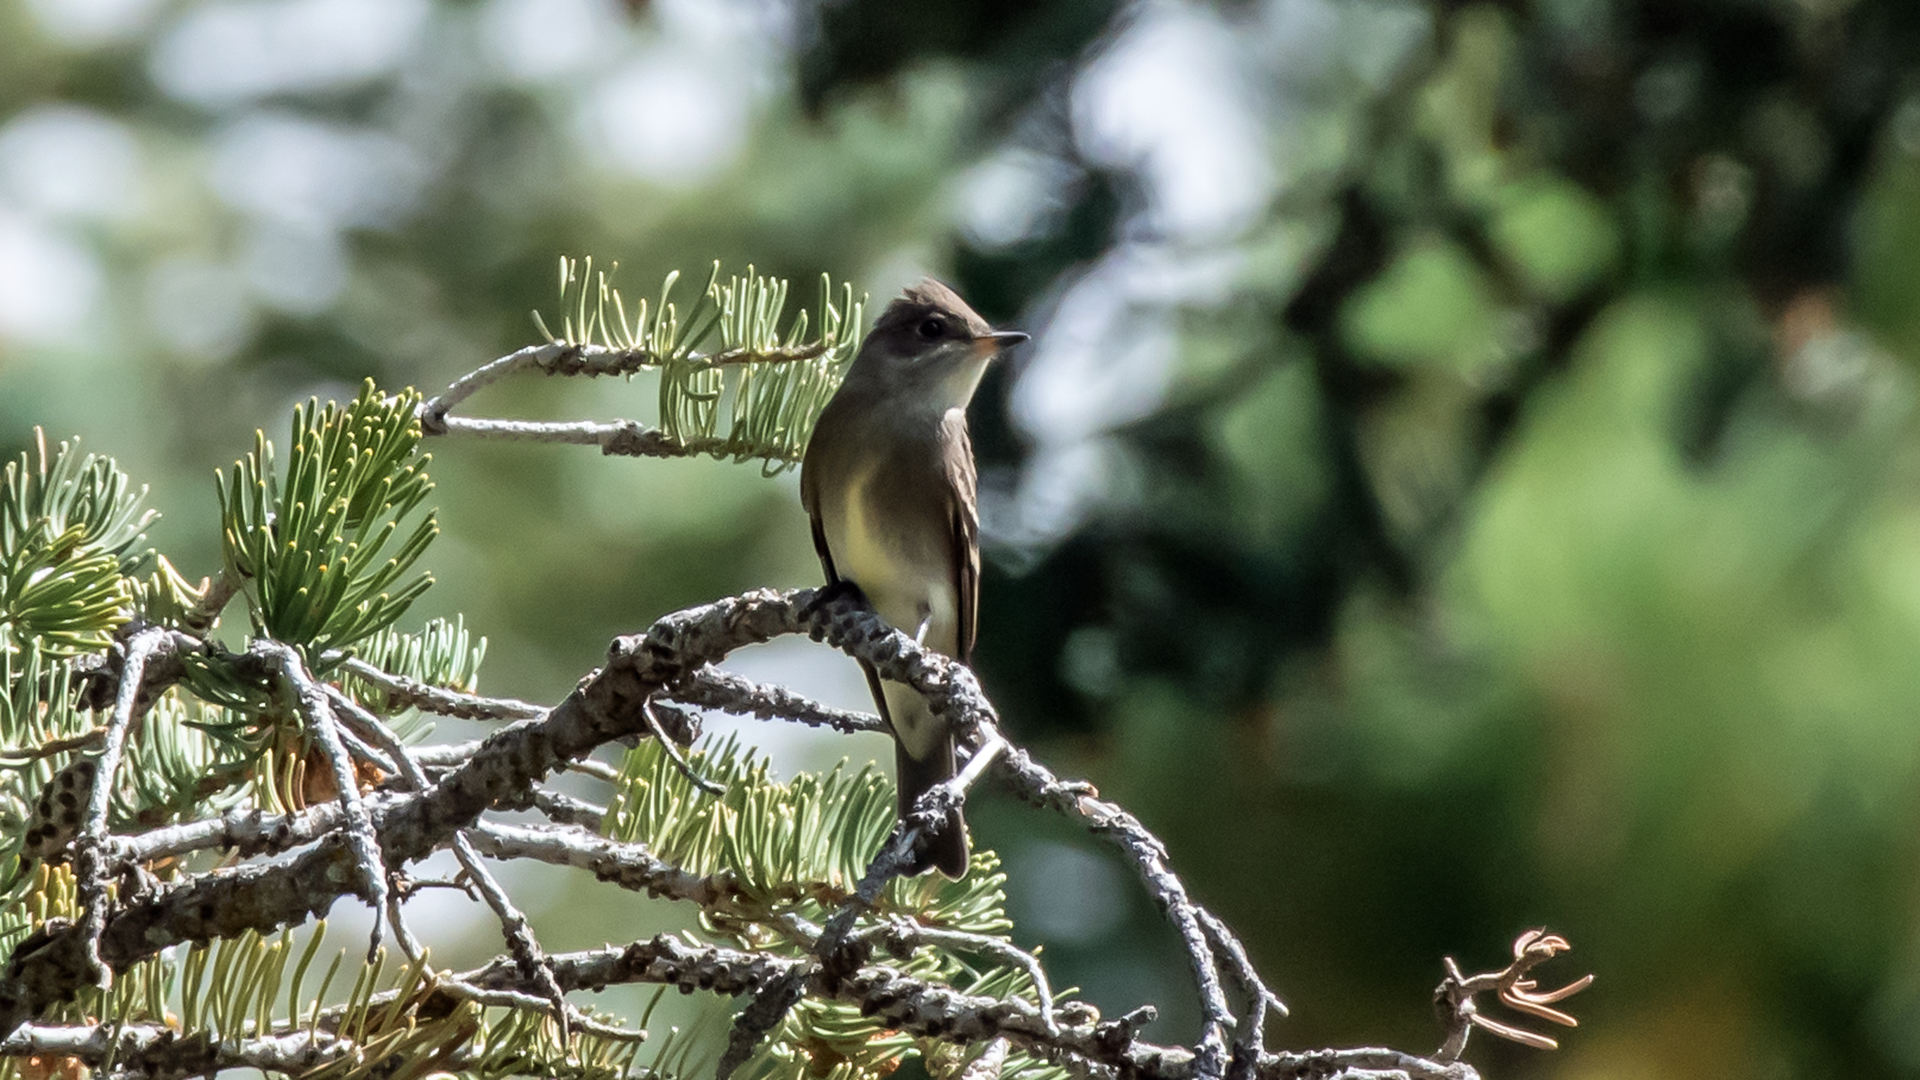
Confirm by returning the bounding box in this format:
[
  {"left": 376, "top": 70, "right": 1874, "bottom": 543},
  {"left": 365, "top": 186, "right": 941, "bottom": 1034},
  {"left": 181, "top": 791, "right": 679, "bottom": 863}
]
[
  {"left": 809, "top": 509, "right": 839, "bottom": 585},
  {"left": 802, "top": 419, "right": 888, "bottom": 724},
  {"left": 945, "top": 415, "right": 980, "bottom": 666},
  {"left": 799, "top": 437, "right": 839, "bottom": 585}
]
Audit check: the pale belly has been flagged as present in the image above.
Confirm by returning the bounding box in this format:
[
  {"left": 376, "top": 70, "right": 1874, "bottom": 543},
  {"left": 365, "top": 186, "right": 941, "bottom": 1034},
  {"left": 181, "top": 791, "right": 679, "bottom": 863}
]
[{"left": 820, "top": 467, "right": 958, "bottom": 759}]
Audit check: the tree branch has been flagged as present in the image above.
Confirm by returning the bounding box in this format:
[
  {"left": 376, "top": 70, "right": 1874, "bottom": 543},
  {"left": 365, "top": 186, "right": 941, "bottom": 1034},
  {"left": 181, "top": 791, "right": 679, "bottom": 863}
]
[{"left": 2, "top": 587, "right": 1471, "bottom": 1080}]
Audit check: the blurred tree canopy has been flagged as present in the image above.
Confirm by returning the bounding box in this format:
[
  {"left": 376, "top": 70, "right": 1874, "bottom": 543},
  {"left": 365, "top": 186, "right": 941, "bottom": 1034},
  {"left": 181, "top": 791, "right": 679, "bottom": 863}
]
[{"left": 6, "top": 0, "right": 1920, "bottom": 1077}]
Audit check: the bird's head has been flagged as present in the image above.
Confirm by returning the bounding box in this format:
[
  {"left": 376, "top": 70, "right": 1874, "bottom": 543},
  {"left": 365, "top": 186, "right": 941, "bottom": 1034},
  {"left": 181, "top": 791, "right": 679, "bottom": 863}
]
[{"left": 846, "top": 279, "right": 1027, "bottom": 411}]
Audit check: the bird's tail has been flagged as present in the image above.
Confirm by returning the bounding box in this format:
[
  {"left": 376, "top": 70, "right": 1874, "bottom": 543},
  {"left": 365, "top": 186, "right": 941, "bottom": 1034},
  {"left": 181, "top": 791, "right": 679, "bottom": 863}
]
[{"left": 895, "top": 737, "right": 969, "bottom": 878}]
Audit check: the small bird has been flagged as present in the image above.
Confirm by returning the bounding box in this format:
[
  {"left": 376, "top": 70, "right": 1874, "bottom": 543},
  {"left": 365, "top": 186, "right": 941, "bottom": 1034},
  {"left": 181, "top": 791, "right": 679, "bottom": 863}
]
[{"left": 800, "top": 280, "right": 1026, "bottom": 877}]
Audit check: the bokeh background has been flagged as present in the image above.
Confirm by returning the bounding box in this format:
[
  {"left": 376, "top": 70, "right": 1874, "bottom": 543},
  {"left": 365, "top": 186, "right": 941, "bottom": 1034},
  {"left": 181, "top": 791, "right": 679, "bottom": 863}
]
[{"left": 7, "top": 0, "right": 1920, "bottom": 1076}]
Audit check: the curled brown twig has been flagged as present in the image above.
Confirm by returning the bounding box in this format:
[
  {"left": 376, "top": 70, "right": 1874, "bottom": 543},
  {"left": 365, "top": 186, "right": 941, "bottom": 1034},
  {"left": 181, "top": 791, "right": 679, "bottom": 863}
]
[{"left": 1433, "top": 928, "right": 1593, "bottom": 1062}]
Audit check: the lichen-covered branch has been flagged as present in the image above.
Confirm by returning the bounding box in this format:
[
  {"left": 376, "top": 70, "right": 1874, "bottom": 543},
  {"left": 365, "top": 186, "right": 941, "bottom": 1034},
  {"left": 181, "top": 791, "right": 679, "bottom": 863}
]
[{"left": 2, "top": 587, "right": 1510, "bottom": 1080}]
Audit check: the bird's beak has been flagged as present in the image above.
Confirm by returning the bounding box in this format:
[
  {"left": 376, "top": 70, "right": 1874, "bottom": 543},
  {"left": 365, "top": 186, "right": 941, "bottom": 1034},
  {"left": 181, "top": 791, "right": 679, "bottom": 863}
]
[{"left": 972, "top": 330, "right": 1029, "bottom": 357}]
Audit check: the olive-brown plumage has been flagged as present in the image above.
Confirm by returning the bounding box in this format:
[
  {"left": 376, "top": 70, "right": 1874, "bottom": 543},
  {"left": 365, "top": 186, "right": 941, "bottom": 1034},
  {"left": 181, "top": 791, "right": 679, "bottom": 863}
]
[{"left": 800, "top": 279, "right": 1025, "bottom": 877}]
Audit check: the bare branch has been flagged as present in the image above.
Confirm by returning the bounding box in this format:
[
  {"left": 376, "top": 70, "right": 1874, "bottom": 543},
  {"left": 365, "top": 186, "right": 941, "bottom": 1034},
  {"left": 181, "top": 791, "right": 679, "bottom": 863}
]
[
  {"left": 463, "top": 821, "right": 746, "bottom": 913},
  {"left": 72, "top": 625, "right": 170, "bottom": 988},
  {"left": 451, "top": 832, "right": 572, "bottom": 1043},
  {"left": 459, "top": 935, "right": 1477, "bottom": 1080},
  {"left": 670, "top": 665, "right": 884, "bottom": 735},
  {"left": 425, "top": 414, "right": 733, "bottom": 460},
  {"left": 644, "top": 698, "right": 726, "bottom": 796},
  {"left": 987, "top": 730, "right": 1239, "bottom": 1079},
  {"left": 257, "top": 641, "right": 390, "bottom": 959},
  {"left": 335, "top": 655, "right": 545, "bottom": 721},
  {"left": 2, "top": 1022, "right": 354, "bottom": 1076},
  {"left": 860, "top": 917, "right": 1055, "bottom": 1032}
]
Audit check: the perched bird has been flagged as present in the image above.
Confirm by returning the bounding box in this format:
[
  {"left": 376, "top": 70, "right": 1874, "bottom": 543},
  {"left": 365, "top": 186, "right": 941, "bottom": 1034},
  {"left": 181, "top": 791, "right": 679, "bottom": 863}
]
[{"left": 800, "top": 280, "right": 1026, "bottom": 877}]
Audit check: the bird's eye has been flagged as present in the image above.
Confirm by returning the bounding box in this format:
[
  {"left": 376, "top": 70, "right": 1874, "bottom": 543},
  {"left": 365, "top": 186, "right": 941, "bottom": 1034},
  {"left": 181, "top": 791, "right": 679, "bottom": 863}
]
[{"left": 917, "top": 317, "right": 946, "bottom": 340}]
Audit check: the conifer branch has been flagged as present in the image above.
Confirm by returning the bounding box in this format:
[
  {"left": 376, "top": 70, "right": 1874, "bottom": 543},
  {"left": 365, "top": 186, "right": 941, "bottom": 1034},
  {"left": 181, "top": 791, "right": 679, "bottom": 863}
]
[
  {"left": 419, "top": 262, "right": 865, "bottom": 469},
  {"left": 857, "top": 919, "right": 1055, "bottom": 1032},
  {"left": 256, "top": 641, "right": 390, "bottom": 960},
  {"left": 451, "top": 832, "right": 572, "bottom": 1041},
  {"left": 333, "top": 655, "right": 543, "bottom": 721},
  {"left": 528, "top": 790, "right": 606, "bottom": 830},
  {"left": 5, "top": 588, "right": 1273, "bottom": 1078},
  {"left": 2, "top": 1021, "right": 355, "bottom": 1075},
  {"left": 673, "top": 664, "right": 885, "bottom": 734},
  {"left": 452, "top": 935, "right": 1476, "bottom": 1080},
  {"left": 6, "top": 581, "right": 1507, "bottom": 1080},
  {"left": 72, "top": 624, "right": 169, "bottom": 989}
]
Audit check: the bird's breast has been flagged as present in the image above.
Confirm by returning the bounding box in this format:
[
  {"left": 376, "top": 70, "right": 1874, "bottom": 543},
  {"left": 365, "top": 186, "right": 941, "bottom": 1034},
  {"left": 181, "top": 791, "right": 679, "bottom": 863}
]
[{"left": 820, "top": 462, "right": 957, "bottom": 653}]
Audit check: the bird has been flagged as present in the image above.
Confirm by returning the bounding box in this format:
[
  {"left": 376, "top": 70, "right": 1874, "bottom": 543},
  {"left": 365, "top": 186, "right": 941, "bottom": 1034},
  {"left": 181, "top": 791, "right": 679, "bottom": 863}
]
[{"left": 800, "top": 279, "right": 1026, "bottom": 877}]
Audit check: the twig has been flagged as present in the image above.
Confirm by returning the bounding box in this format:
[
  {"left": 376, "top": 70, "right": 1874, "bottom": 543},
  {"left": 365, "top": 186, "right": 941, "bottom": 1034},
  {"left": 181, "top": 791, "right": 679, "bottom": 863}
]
[
  {"left": 0, "top": 726, "right": 108, "bottom": 762},
  {"left": 987, "top": 727, "right": 1236, "bottom": 1080},
  {"left": 568, "top": 758, "right": 621, "bottom": 783},
  {"left": 2, "top": 1022, "right": 353, "bottom": 1074},
  {"left": 72, "top": 625, "right": 169, "bottom": 989},
  {"left": 425, "top": 416, "right": 734, "bottom": 460},
  {"left": 860, "top": 918, "right": 1055, "bottom": 1032},
  {"left": 1201, "top": 906, "right": 1284, "bottom": 1080},
  {"left": 530, "top": 789, "right": 607, "bottom": 831},
  {"left": 644, "top": 698, "right": 726, "bottom": 796},
  {"left": 418, "top": 339, "right": 825, "bottom": 433},
  {"left": 670, "top": 665, "right": 884, "bottom": 734},
  {"left": 417, "top": 340, "right": 594, "bottom": 422},
  {"left": 334, "top": 724, "right": 399, "bottom": 778},
  {"left": 332, "top": 681, "right": 574, "bottom": 1032},
  {"left": 451, "top": 832, "right": 572, "bottom": 1046},
  {"left": 1433, "top": 929, "right": 1592, "bottom": 1062},
  {"left": 335, "top": 655, "right": 545, "bottom": 720},
  {"left": 1197, "top": 908, "right": 1287, "bottom": 1018},
  {"left": 325, "top": 684, "right": 435, "bottom": 964},
  {"left": 112, "top": 798, "right": 354, "bottom": 864},
  {"left": 258, "top": 642, "right": 390, "bottom": 959},
  {"left": 325, "top": 687, "right": 427, "bottom": 789},
  {"left": 464, "top": 821, "right": 751, "bottom": 919}
]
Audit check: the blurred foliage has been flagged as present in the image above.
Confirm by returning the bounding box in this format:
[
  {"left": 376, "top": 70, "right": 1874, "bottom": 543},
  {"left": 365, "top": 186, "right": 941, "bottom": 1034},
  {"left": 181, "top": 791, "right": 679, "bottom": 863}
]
[{"left": 8, "top": 0, "right": 1920, "bottom": 1077}]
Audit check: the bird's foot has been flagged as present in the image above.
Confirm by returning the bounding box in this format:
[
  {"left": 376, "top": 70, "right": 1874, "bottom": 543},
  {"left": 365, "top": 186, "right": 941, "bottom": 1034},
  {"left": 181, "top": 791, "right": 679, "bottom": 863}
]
[{"left": 804, "top": 578, "right": 870, "bottom": 616}]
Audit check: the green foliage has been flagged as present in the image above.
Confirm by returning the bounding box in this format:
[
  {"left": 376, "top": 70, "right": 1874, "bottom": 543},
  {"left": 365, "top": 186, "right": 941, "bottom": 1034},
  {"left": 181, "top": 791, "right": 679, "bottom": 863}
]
[
  {"left": 0, "top": 433, "right": 153, "bottom": 657},
  {"left": 0, "top": 638, "right": 79, "bottom": 876},
  {"left": 125, "top": 555, "right": 211, "bottom": 631},
  {"left": 606, "top": 735, "right": 1008, "bottom": 935},
  {"left": 0, "top": 915, "right": 643, "bottom": 1080},
  {"left": 541, "top": 259, "right": 865, "bottom": 470},
  {"left": 748, "top": 962, "right": 1068, "bottom": 1080},
  {"left": 1342, "top": 238, "right": 1503, "bottom": 373},
  {"left": 217, "top": 381, "right": 438, "bottom": 664},
  {"left": 348, "top": 617, "right": 486, "bottom": 695},
  {"left": 607, "top": 737, "right": 1062, "bottom": 1080}
]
